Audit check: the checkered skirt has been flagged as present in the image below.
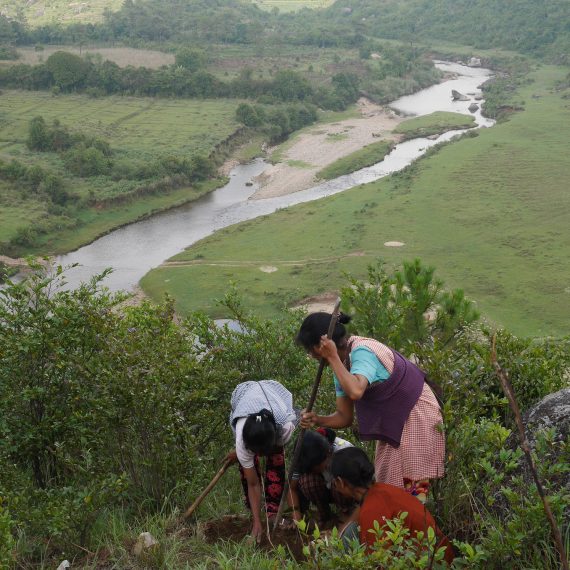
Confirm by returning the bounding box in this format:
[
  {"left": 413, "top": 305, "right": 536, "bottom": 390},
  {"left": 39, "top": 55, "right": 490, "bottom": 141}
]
[{"left": 374, "top": 382, "right": 445, "bottom": 486}]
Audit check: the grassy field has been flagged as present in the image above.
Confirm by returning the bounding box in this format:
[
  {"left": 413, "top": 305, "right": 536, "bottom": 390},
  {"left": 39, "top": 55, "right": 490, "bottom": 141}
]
[
  {"left": 141, "top": 65, "right": 570, "bottom": 338},
  {"left": 0, "top": 91, "right": 240, "bottom": 251},
  {"left": 207, "top": 43, "right": 363, "bottom": 83},
  {"left": 316, "top": 140, "right": 394, "bottom": 180},
  {"left": 393, "top": 111, "right": 476, "bottom": 141}
]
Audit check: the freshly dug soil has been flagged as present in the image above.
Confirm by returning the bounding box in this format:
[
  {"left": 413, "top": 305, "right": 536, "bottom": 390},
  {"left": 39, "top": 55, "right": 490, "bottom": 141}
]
[{"left": 203, "top": 514, "right": 307, "bottom": 561}]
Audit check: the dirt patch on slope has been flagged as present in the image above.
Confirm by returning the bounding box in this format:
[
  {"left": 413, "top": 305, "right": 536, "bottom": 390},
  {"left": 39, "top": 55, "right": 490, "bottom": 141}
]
[{"left": 203, "top": 515, "right": 306, "bottom": 561}]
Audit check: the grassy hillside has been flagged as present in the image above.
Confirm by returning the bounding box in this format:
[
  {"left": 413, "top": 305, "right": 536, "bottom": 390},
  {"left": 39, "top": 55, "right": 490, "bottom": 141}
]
[
  {"left": 0, "top": 0, "right": 123, "bottom": 26},
  {"left": 0, "top": 0, "right": 332, "bottom": 26},
  {"left": 142, "top": 65, "right": 570, "bottom": 338},
  {"left": 253, "top": 0, "right": 333, "bottom": 11},
  {"left": 0, "top": 91, "right": 240, "bottom": 252}
]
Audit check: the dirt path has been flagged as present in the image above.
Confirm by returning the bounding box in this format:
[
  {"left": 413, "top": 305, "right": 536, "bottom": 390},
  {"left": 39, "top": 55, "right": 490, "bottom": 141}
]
[
  {"left": 161, "top": 251, "right": 370, "bottom": 268},
  {"left": 251, "top": 98, "right": 404, "bottom": 200}
]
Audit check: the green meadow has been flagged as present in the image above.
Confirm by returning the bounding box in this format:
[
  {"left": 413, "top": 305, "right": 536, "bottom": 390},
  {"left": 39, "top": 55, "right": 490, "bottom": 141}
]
[
  {"left": 394, "top": 111, "right": 476, "bottom": 140},
  {"left": 142, "top": 65, "right": 570, "bottom": 338},
  {"left": 0, "top": 91, "right": 239, "bottom": 251},
  {"left": 316, "top": 140, "right": 394, "bottom": 180}
]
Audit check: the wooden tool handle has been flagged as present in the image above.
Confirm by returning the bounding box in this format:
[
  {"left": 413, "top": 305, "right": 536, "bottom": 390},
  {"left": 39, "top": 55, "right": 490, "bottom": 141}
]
[{"left": 183, "top": 459, "right": 233, "bottom": 520}]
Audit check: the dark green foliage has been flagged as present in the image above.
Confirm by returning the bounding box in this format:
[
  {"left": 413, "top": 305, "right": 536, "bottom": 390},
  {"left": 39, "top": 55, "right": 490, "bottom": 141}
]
[
  {"left": 0, "top": 158, "right": 68, "bottom": 204},
  {"left": 235, "top": 102, "right": 317, "bottom": 142},
  {"left": 175, "top": 46, "right": 207, "bottom": 72},
  {"left": 63, "top": 145, "right": 111, "bottom": 177},
  {"left": 26, "top": 116, "right": 51, "bottom": 152},
  {"left": 236, "top": 103, "right": 264, "bottom": 127},
  {"left": 0, "top": 265, "right": 314, "bottom": 559},
  {"left": 0, "top": 44, "right": 18, "bottom": 60},
  {"left": 318, "top": 0, "right": 570, "bottom": 62},
  {"left": 45, "top": 50, "right": 91, "bottom": 91}
]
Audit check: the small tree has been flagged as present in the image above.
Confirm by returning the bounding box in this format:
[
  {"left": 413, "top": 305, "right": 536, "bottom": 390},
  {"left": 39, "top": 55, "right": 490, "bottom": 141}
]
[
  {"left": 26, "top": 116, "right": 50, "bottom": 152},
  {"left": 175, "top": 47, "right": 206, "bottom": 73},
  {"left": 341, "top": 259, "right": 480, "bottom": 350},
  {"left": 45, "top": 51, "right": 91, "bottom": 91},
  {"left": 235, "top": 102, "right": 263, "bottom": 127}
]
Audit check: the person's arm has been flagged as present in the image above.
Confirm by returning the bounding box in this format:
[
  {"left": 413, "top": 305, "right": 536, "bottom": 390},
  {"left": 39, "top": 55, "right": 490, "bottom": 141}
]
[
  {"left": 288, "top": 479, "right": 303, "bottom": 522},
  {"left": 243, "top": 466, "right": 264, "bottom": 541},
  {"left": 316, "top": 336, "right": 368, "bottom": 400},
  {"left": 301, "top": 395, "right": 354, "bottom": 429}
]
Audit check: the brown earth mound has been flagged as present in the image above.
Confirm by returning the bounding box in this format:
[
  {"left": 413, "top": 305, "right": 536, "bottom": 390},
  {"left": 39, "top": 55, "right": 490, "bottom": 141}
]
[{"left": 202, "top": 514, "right": 307, "bottom": 561}]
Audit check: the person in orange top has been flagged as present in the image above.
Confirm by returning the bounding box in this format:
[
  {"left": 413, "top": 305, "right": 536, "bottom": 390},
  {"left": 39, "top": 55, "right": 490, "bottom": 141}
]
[{"left": 330, "top": 447, "right": 455, "bottom": 565}]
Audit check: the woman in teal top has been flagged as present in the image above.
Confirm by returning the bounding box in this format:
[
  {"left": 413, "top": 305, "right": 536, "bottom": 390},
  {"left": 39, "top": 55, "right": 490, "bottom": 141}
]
[{"left": 333, "top": 345, "right": 390, "bottom": 397}]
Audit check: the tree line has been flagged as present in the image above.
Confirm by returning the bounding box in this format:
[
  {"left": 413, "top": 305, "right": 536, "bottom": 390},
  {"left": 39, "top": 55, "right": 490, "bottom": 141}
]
[{"left": 0, "top": 49, "right": 361, "bottom": 111}]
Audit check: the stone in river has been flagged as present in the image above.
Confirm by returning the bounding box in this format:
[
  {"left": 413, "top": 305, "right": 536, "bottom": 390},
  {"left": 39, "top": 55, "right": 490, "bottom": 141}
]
[
  {"left": 468, "top": 103, "right": 479, "bottom": 113},
  {"left": 451, "top": 89, "right": 470, "bottom": 101}
]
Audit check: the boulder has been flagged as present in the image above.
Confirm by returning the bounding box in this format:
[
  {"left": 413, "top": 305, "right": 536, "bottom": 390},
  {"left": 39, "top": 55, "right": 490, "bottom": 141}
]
[
  {"left": 468, "top": 103, "right": 479, "bottom": 113},
  {"left": 56, "top": 562, "right": 70, "bottom": 570},
  {"left": 522, "top": 388, "right": 570, "bottom": 448},
  {"left": 132, "top": 532, "right": 159, "bottom": 557},
  {"left": 474, "top": 94, "right": 483, "bottom": 101},
  {"left": 451, "top": 89, "right": 470, "bottom": 101},
  {"left": 507, "top": 388, "right": 570, "bottom": 492},
  {"left": 468, "top": 57, "right": 482, "bottom": 67}
]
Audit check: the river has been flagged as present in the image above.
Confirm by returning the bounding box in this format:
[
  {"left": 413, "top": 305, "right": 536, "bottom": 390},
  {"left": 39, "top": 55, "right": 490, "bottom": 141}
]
[{"left": 56, "top": 61, "right": 493, "bottom": 291}]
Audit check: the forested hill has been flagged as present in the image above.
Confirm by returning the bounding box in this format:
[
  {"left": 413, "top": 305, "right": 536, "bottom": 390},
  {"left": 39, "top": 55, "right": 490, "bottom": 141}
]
[
  {"left": 319, "top": 0, "right": 570, "bottom": 61},
  {"left": 2, "top": 0, "right": 568, "bottom": 60}
]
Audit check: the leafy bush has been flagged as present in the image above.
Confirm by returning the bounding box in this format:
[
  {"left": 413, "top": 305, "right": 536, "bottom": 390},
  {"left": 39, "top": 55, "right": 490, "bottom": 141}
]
[
  {"left": 63, "top": 145, "right": 111, "bottom": 177},
  {"left": 45, "top": 51, "right": 91, "bottom": 91}
]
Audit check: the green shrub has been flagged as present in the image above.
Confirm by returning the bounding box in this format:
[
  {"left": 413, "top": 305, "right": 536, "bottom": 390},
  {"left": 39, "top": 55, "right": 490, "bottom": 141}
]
[{"left": 63, "top": 145, "right": 111, "bottom": 177}]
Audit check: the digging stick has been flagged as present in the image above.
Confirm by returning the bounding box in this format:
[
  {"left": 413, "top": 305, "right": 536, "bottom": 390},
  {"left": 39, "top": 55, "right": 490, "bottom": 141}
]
[
  {"left": 183, "top": 458, "right": 232, "bottom": 521},
  {"left": 272, "top": 297, "right": 341, "bottom": 531}
]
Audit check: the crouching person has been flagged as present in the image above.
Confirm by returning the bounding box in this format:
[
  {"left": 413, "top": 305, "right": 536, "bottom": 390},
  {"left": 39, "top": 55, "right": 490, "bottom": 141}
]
[
  {"left": 227, "top": 380, "right": 297, "bottom": 542},
  {"left": 331, "top": 447, "right": 455, "bottom": 565},
  {"left": 289, "top": 428, "right": 356, "bottom": 527}
]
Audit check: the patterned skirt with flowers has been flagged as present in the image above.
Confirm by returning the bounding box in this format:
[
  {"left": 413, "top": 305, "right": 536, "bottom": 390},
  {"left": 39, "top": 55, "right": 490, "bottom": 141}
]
[{"left": 239, "top": 447, "right": 285, "bottom": 514}]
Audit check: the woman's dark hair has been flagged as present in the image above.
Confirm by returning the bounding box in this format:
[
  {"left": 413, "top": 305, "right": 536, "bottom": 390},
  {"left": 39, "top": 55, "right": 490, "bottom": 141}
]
[
  {"left": 330, "top": 447, "right": 374, "bottom": 488},
  {"left": 297, "top": 430, "right": 332, "bottom": 474},
  {"left": 316, "top": 427, "right": 336, "bottom": 445},
  {"left": 242, "top": 409, "right": 280, "bottom": 456},
  {"left": 296, "top": 312, "right": 352, "bottom": 351}
]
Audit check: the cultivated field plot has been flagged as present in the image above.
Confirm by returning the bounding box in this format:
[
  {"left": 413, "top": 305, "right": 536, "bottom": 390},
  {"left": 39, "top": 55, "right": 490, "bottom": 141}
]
[
  {"left": 14, "top": 46, "right": 174, "bottom": 68},
  {"left": 143, "top": 66, "right": 570, "bottom": 338},
  {"left": 207, "top": 43, "right": 363, "bottom": 82}
]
